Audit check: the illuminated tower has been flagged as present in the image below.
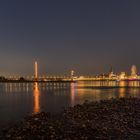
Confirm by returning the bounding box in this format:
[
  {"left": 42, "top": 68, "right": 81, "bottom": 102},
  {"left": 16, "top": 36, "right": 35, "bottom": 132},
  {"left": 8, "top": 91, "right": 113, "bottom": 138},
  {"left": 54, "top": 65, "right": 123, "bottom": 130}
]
[
  {"left": 131, "top": 65, "right": 137, "bottom": 78},
  {"left": 34, "top": 61, "right": 38, "bottom": 81}
]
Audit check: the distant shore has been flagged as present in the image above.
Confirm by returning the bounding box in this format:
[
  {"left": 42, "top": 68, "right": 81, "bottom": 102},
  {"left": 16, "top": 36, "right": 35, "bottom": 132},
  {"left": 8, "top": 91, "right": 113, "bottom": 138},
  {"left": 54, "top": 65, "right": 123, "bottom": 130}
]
[
  {"left": 0, "top": 79, "right": 140, "bottom": 83},
  {"left": 2, "top": 97, "right": 140, "bottom": 139},
  {"left": 0, "top": 80, "right": 75, "bottom": 83},
  {"left": 1, "top": 80, "right": 140, "bottom": 89}
]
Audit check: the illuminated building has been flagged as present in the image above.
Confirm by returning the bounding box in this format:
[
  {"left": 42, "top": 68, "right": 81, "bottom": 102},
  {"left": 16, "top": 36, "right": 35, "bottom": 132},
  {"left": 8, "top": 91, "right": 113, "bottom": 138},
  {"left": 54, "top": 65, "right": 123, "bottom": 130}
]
[
  {"left": 119, "top": 72, "right": 126, "bottom": 80},
  {"left": 131, "top": 65, "right": 137, "bottom": 78},
  {"left": 71, "top": 70, "right": 74, "bottom": 80},
  {"left": 108, "top": 66, "right": 117, "bottom": 79}
]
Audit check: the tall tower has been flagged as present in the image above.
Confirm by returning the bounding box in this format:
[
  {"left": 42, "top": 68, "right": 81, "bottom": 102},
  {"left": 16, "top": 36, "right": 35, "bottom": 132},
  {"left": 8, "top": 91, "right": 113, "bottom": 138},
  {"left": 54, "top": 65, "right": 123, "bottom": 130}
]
[{"left": 34, "top": 61, "right": 38, "bottom": 81}]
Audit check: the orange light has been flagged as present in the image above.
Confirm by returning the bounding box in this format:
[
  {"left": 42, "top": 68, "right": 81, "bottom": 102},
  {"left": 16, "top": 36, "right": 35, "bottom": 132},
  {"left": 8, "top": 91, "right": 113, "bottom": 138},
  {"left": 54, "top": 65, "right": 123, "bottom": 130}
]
[
  {"left": 35, "top": 61, "right": 38, "bottom": 80},
  {"left": 33, "top": 82, "right": 40, "bottom": 114},
  {"left": 70, "top": 83, "right": 76, "bottom": 106}
]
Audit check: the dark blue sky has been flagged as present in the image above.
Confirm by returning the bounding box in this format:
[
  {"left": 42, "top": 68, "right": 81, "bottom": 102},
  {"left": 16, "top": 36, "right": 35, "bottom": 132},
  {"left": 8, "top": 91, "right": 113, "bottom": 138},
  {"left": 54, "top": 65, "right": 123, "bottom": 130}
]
[{"left": 0, "top": 0, "right": 140, "bottom": 76}]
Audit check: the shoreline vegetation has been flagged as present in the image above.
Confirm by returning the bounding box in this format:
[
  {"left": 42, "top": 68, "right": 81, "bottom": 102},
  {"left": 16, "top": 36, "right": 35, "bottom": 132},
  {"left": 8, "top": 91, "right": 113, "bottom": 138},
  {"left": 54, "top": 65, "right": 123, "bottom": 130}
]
[{"left": 1, "top": 97, "right": 140, "bottom": 139}]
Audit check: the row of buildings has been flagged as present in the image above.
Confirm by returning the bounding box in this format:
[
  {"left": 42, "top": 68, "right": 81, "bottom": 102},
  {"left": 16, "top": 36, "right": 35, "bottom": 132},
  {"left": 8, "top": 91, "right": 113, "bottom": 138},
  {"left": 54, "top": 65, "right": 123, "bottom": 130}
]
[
  {"left": 107, "top": 65, "right": 137, "bottom": 80},
  {"left": 0, "top": 62, "right": 139, "bottom": 81},
  {"left": 77, "top": 65, "right": 139, "bottom": 81}
]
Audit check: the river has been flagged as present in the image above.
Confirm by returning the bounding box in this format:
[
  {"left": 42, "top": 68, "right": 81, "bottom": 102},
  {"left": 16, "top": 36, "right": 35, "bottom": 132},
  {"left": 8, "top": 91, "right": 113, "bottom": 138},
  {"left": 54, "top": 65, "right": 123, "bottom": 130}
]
[{"left": 0, "top": 81, "right": 140, "bottom": 125}]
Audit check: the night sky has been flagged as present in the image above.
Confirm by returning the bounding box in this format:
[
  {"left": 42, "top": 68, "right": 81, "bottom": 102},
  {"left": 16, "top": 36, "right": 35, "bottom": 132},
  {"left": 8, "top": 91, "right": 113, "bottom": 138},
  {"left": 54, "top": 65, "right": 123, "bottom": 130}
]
[{"left": 0, "top": 0, "right": 140, "bottom": 76}]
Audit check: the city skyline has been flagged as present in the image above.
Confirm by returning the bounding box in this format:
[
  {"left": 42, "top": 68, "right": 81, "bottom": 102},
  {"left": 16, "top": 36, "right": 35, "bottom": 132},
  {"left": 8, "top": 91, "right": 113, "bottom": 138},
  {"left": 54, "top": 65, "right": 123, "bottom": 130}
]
[
  {"left": 0, "top": 61, "right": 139, "bottom": 78},
  {"left": 0, "top": 0, "right": 140, "bottom": 76}
]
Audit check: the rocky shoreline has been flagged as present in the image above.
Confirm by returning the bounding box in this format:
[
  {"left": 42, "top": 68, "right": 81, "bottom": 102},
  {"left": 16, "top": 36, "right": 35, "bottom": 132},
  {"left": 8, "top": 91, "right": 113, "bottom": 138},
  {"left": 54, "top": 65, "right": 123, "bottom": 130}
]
[{"left": 2, "top": 97, "right": 140, "bottom": 140}]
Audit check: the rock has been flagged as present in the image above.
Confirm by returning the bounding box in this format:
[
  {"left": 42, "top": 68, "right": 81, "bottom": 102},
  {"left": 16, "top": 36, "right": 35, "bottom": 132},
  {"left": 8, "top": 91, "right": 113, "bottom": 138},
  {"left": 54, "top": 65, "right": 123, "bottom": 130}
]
[{"left": 2, "top": 97, "right": 140, "bottom": 140}]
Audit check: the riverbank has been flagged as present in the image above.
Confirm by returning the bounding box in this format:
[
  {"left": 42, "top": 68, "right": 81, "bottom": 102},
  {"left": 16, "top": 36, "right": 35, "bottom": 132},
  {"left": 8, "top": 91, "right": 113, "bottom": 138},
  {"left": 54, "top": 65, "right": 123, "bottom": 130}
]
[{"left": 2, "top": 97, "right": 140, "bottom": 139}]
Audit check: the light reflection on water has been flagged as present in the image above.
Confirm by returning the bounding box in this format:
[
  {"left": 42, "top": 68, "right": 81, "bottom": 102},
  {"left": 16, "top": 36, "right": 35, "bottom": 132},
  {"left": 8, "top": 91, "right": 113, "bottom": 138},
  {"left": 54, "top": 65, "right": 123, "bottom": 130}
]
[
  {"left": 33, "top": 82, "right": 40, "bottom": 114},
  {"left": 0, "top": 81, "right": 140, "bottom": 124},
  {"left": 77, "top": 80, "right": 140, "bottom": 87}
]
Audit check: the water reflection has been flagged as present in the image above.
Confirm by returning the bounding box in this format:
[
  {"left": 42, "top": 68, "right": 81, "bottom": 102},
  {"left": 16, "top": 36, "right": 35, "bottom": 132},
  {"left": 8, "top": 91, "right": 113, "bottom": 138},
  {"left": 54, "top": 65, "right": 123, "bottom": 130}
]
[
  {"left": 77, "top": 80, "right": 140, "bottom": 88},
  {"left": 128, "top": 81, "right": 140, "bottom": 87},
  {"left": 0, "top": 82, "right": 140, "bottom": 124},
  {"left": 70, "top": 83, "right": 76, "bottom": 106},
  {"left": 119, "top": 81, "right": 126, "bottom": 87},
  {"left": 33, "top": 82, "right": 40, "bottom": 114},
  {"left": 3, "top": 83, "right": 32, "bottom": 93},
  {"left": 118, "top": 88, "right": 126, "bottom": 98}
]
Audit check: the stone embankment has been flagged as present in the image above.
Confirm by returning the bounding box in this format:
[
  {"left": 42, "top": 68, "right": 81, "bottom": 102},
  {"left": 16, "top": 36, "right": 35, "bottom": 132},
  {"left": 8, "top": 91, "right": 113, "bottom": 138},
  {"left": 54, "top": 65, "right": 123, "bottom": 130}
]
[{"left": 2, "top": 97, "right": 140, "bottom": 139}]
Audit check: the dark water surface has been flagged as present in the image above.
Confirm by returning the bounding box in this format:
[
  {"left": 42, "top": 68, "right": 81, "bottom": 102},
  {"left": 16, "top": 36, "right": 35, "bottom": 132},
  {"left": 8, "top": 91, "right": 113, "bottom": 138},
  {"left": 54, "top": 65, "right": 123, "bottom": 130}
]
[{"left": 0, "top": 81, "right": 140, "bottom": 125}]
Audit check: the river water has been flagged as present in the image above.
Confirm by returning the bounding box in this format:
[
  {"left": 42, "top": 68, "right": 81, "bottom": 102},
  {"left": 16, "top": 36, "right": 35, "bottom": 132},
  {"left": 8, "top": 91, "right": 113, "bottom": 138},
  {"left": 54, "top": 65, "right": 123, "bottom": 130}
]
[{"left": 0, "top": 81, "right": 140, "bottom": 125}]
